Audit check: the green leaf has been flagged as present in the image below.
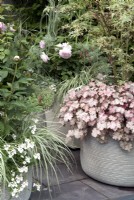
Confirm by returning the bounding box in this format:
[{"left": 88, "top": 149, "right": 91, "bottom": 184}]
[
  {"left": 0, "top": 121, "right": 4, "bottom": 132},
  {"left": 0, "top": 71, "right": 8, "bottom": 81},
  {"left": 0, "top": 53, "right": 5, "bottom": 60}
]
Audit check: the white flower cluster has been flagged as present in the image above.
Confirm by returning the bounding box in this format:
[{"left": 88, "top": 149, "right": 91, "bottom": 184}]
[
  {"left": 29, "top": 124, "right": 37, "bottom": 134},
  {"left": 33, "top": 182, "right": 41, "bottom": 191},
  {"left": 3, "top": 137, "right": 41, "bottom": 198},
  {"left": 8, "top": 172, "right": 28, "bottom": 197}
]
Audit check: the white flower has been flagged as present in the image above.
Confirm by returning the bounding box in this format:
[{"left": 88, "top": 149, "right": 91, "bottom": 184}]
[
  {"left": 16, "top": 175, "right": 23, "bottom": 184},
  {"left": 11, "top": 188, "right": 18, "bottom": 197},
  {"left": 4, "top": 144, "right": 10, "bottom": 151},
  {"left": 25, "top": 156, "right": 31, "bottom": 163},
  {"left": 13, "top": 55, "right": 20, "bottom": 61},
  {"left": 19, "top": 180, "right": 28, "bottom": 192},
  {"left": 8, "top": 149, "right": 17, "bottom": 158},
  {"left": 32, "top": 118, "right": 39, "bottom": 123},
  {"left": 0, "top": 153, "right": 2, "bottom": 159},
  {"left": 12, "top": 134, "right": 17, "bottom": 140},
  {"left": 29, "top": 124, "right": 37, "bottom": 134},
  {"left": 34, "top": 153, "right": 40, "bottom": 160},
  {"left": 18, "top": 166, "right": 28, "bottom": 173},
  {"left": 40, "top": 52, "right": 50, "bottom": 63},
  {"left": 33, "top": 183, "right": 41, "bottom": 191},
  {"left": 17, "top": 143, "right": 26, "bottom": 153},
  {"left": 25, "top": 138, "right": 35, "bottom": 149}
]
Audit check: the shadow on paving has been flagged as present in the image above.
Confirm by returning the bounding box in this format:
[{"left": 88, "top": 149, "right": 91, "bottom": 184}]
[{"left": 30, "top": 150, "right": 134, "bottom": 200}]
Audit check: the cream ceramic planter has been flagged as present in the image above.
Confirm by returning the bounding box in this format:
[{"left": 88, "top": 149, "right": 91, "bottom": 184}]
[
  {"left": 80, "top": 135, "right": 134, "bottom": 187},
  {"left": 0, "top": 167, "right": 33, "bottom": 200}
]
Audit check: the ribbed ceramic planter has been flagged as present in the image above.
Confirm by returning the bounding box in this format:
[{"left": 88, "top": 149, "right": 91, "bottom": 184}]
[
  {"left": 80, "top": 135, "right": 134, "bottom": 187},
  {"left": 0, "top": 167, "right": 33, "bottom": 200},
  {"left": 45, "top": 109, "right": 80, "bottom": 149}
]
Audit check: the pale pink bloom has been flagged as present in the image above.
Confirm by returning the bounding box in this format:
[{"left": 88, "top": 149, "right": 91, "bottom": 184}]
[
  {"left": 68, "top": 90, "right": 77, "bottom": 100},
  {"left": 109, "top": 115, "right": 117, "bottom": 121},
  {"left": 39, "top": 40, "right": 45, "bottom": 49},
  {"left": 97, "top": 122, "right": 107, "bottom": 130},
  {"left": 90, "top": 114, "right": 97, "bottom": 121},
  {"left": 88, "top": 120, "right": 96, "bottom": 126},
  {"left": 64, "top": 112, "right": 73, "bottom": 122},
  {"left": 125, "top": 110, "right": 133, "bottom": 118},
  {"left": 87, "top": 98, "right": 98, "bottom": 107},
  {"left": 59, "top": 47, "right": 72, "bottom": 59},
  {"left": 115, "top": 106, "right": 125, "bottom": 114},
  {"left": 98, "top": 113, "right": 107, "bottom": 121},
  {"left": 40, "top": 52, "right": 50, "bottom": 63},
  {"left": 107, "top": 121, "right": 121, "bottom": 131},
  {"left": 124, "top": 127, "right": 130, "bottom": 134},
  {"left": 130, "top": 101, "right": 134, "bottom": 108},
  {"left": 60, "top": 106, "right": 68, "bottom": 113},
  {"left": 0, "top": 22, "right": 7, "bottom": 32},
  {"left": 91, "top": 128, "right": 101, "bottom": 137},
  {"left": 112, "top": 132, "right": 122, "bottom": 140},
  {"left": 126, "top": 121, "right": 134, "bottom": 132},
  {"left": 83, "top": 104, "right": 89, "bottom": 112},
  {"left": 69, "top": 101, "right": 79, "bottom": 111},
  {"left": 89, "top": 107, "right": 96, "bottom": 115},
  {"left": 77, "top": 121, "right": 86, "bottom": 129},
  {"left": 83, "top": 91, "right": 89, "bottom": 98},
  {"left": 70, "top": 118, "right": 76, "bottom": 125},
  {"left": 74, "top": 129, "right": 83, "bottom": 139},
  {"left": 112, "top": 99, "right": 123, "bottom": 105},
  {"left": 105, "top": 88, "right": 113, "bottom": 97}
]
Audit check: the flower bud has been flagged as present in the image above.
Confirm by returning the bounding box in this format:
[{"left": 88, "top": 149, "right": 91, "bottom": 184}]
[
  {"left": 13, "top": 56, "right": 20, "bottom": 61},
  {"left": 0, "top": 22, "right": 7, "bottom": 32},
  {"left": 40, "top": 52, "right": 50, "bottom": 63},
  {"left": 39, "top": 40, "right": 45, "bottom": 49}
]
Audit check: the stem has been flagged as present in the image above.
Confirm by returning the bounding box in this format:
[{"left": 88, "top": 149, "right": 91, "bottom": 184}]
[
  {"left": 96, "top": 1, "right": 111, "bottom": 35},
  {"left": 109, "top": 56, "right": 118, "bottom": 83},
  {"left": 7, "top": 63, "right": 18, "bottom": 102}
]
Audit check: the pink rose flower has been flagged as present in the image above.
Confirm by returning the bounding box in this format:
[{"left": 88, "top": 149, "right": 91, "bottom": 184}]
[
  {"left": 39, "top": 40, "right": 45, "bottom": 49},
  {"left": 40, "top": 52, "right": 50, "bottom": 63},
  {"left": 59, "top": 47, "right": 72, "bottom": 59},
  {"left": 0, "top": 22, "right": 7, "bottom": 32}
]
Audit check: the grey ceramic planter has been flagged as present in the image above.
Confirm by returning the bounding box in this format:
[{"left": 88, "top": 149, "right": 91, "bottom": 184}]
[
  {"left": 0, "top": 167, "right": 33, "bottom": 200},
  {"left": 45, "top": 109, "right": 80, "bottom": 149},
  {"left": 80, "top": 135, "right": 134, "bottom": 187}
]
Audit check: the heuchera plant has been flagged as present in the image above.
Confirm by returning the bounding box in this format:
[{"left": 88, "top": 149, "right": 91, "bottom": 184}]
[{"left": 59, "top": 80, "right": 134, "bottom": 151}]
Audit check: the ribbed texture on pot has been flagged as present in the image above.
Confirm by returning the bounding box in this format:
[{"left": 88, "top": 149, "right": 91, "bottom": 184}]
[
  {"left": 80, "top": 135, "right": 134, "bottom": 187},
  {"left": 0, "top": 167, "right": 33, "bottom": 200}
]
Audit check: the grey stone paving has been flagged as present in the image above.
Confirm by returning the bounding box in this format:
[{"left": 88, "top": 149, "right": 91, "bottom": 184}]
[{"left": 30, "top": 150, "right": 134, "bottom": 200}]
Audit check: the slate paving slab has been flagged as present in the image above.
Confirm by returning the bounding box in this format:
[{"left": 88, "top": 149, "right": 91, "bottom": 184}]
[
  {"left": 110, "top": 195, "right": 134, "bottom": 200},
  {"left": 30, "top": 181, "right": 107, "bottom": 200},
  {"left": 81, "top": 179, "right": 134, "bottom": 199},
  {"left": 30, "top": 149, "right": 134, "bottom": 200},
  {"left": 33, "top": 150, "right": 88, "bottom": 186}
]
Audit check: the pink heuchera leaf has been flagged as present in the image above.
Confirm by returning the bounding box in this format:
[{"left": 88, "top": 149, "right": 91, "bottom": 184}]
[
  {"left": 91, "top": 128, "right": 101, "bottom": 137},
  {"left": 64, "top": 112, "right": 73, "bottom": 122},
  {"left": 59, "top": 80, "right": 134, "bottom": 150}
]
